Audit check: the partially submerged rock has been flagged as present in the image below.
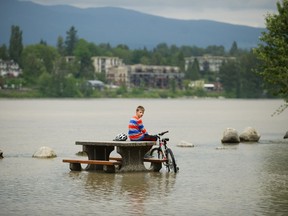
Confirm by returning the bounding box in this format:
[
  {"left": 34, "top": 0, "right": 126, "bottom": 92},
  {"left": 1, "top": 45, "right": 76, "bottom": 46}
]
[
  {"left": 239, "top": 127, "right": 260, "bottom": 142},
  {"left": 284, "top": 131, "right": 288, "bottom": 139},
  {"left": 221, "top": 128, "right": 240, "bottom": 144},
  {"left": 177, "top": 140, "right": 194, "bottom": 147},
  {"left": 32, "top": 146, "right": 57, "bottom": 158},
  {"left": 0, "top": 149, "right": 3, "bottom": 158}
]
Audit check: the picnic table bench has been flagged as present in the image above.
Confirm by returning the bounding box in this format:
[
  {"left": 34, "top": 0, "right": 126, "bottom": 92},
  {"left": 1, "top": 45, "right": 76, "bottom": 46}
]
[{"left": 63, "top": 140, "right": 166, "bottom": 172}]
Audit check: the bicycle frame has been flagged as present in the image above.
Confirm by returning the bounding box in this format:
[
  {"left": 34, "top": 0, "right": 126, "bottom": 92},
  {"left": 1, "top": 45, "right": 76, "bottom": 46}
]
[{"left": 150, "top": 131, "right": 178, "bottom": 173}]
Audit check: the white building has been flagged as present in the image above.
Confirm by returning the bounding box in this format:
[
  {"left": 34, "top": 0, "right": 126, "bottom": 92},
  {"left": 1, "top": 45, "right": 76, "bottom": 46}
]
[
  {"left": 91, "top": 56, "right": 123, "bottom": 73},
  {"left": 185, "top": 55, "right": 236, "bottom": 72},
  {"left": 0, "top": 59, "right": 22, "bottom": 77}
]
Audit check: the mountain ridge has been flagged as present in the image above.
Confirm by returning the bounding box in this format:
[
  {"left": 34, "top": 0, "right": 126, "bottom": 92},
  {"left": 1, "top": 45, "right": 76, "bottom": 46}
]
[{"left": 0, "top": 0, "right": 265, "bottom": 49}]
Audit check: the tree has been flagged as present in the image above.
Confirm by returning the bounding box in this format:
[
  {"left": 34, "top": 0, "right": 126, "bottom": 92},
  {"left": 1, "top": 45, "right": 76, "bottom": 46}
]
[
  {"left": 57, "top": 36, "right": 66, "bottom": 56},
  {"left": 0, "top": 44, "right": 9, "bottom": 60},
  {"left": 65, "top": 26, "right": 78, "bottom": 56},
  {"left": 219, "top": 60, "right": 241, "bottom": 97},
  {"left": 185, "top": 58, "right": 200, "bottom": 80},
  {"left": 9, "top": 25, "right": 23, "bottom": 65},
  {"left": 253, "top": 0, "right": 288, "bottom": 106},
  {"left": 21, "top": 44, "right": 59, "bottom": 85},
  {"left": 229, "top": 41, "right": 238, "bottom": 56}
]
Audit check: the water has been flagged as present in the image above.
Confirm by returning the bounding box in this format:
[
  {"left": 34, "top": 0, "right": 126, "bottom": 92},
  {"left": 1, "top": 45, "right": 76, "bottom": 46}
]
[{"left": 0, "top": 98, "right": 288, "bottom": 216}]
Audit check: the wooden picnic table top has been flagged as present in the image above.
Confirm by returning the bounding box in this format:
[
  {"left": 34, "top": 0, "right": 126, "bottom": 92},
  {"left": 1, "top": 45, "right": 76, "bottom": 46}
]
[{"left": 75, "top": 140, "right": 156, "bottom": 147}]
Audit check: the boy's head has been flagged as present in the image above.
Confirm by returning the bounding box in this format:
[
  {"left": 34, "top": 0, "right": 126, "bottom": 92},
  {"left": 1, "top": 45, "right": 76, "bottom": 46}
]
[
  {"left": 136, "top": 105, "right": 145, "bottom": 118},
  {"left": 136, "top": 105, "right": 145, "bottom": 112}
]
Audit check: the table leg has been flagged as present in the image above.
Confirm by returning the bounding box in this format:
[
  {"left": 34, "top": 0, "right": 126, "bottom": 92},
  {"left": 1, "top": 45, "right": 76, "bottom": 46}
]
[
  {"left": 117, "top": 146, "right": 152, "bottom": 172},
  {"left": 83, "top": 145, "right": 114, "bottom": 171}
]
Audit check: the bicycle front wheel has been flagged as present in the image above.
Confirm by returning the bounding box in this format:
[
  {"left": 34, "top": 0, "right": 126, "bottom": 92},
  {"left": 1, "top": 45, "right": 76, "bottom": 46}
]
[
  {"left": 165, "top": 148, "right": 178, "bottom": 173},
  {"left": 150, "top": 147, "right": 164, "bottom": 159}
]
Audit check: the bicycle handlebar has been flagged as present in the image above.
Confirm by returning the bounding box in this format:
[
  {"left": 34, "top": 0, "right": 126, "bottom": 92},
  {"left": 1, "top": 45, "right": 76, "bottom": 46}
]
[{"left": 158, "top": 131, "right": 169, "bottom": 136}]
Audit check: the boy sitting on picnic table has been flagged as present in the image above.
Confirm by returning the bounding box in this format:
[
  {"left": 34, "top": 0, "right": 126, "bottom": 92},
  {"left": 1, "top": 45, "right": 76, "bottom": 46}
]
[{"left": 128, "top": 105, "right": 157, "bottom": 141}]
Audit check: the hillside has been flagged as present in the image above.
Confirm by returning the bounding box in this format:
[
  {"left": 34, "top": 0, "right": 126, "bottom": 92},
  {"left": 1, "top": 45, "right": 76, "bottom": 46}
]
[{"left": 0, "top": 0, "right": 265, "bottom": 49}]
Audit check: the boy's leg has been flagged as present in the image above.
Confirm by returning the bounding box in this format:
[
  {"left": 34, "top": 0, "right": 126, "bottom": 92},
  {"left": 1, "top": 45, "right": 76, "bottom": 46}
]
[{"left": 142, "top": 134, "right": 157, "bottom": 141}]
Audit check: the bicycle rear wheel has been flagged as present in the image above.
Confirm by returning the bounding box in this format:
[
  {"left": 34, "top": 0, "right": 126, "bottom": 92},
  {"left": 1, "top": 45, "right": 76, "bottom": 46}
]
[{"left": 165, "top": 148, "right": 178, "bottom": 173}]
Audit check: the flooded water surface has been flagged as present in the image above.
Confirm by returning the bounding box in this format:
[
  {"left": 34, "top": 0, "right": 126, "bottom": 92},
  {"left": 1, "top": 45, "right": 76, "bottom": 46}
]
[{"left": 1, "top": 99, "right": 288, "bottom": 215}]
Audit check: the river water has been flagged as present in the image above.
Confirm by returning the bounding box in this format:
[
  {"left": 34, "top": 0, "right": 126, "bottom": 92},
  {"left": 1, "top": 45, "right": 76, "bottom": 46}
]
[{"left": 0, "top": 98, "right": 287, "bottom": 216}]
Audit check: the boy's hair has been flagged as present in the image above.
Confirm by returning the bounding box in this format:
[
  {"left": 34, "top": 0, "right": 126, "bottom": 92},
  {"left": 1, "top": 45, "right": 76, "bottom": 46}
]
[{"left": 136, "top": 105, "right": 145, "bottom": 112}]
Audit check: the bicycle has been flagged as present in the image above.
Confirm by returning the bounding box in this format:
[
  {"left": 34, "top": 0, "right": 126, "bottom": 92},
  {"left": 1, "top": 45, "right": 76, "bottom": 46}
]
[{"left": 149, "top": 131, "right": 179, "bottom": 173}]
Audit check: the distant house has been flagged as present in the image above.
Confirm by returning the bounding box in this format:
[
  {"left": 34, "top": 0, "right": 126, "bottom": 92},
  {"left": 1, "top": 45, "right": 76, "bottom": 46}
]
[
  {"left": 185, "top": 55, "right": 236, "bottom": 73},
  {"left": 106, "top": 65, "right": 129, "bottom": 86},
  {"left": 91, "top": 56, "right": 123, "bottom": 73},
  {"left": 127, "top": 64, "right": 183, "bottom": 89},
  {"left": 0, "top": 59, "right": 22, "bottom": 77},
  {"left": 107, "top": 64, "right": 183, "bottom": 89}
]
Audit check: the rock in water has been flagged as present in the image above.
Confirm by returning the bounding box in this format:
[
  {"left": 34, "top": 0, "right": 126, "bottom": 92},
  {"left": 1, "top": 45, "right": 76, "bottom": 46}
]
[
  {"left": 177, "top": 140, "right": 194, "bottom": 147},
  {"left": 239, "top": 127, "right": 261, "bottom": 142},
  {"left": 284, "top": 131, "right": 288, "bottom": 139},
  {"left": 0, "top": 149, "right": 3, "bottom": 158},
  {"left": 221, "top": 128, "right": 240, "bottom": 143},
  {"left": 32, "top": 146, "right": 57, "bottom": 158}
]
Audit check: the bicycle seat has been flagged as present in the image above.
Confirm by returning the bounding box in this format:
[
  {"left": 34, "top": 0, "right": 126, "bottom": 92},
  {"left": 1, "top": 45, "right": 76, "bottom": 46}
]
[{"left": 162, "top": 138, "right": 169, "bottom": 142}]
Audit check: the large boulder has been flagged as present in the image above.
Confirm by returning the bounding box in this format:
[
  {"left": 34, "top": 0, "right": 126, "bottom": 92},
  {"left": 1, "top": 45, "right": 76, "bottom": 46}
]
[
  {"left": 32, "top": 146, "right": 57, "bottom": 158},
  {"left": 239, "top": 127, "right": 261, "bottom": 142},
  {"left": 221, "top": 128, "right": 240, "bottom": 143},
  {"left": 284, "top": 131, "right": 288, "bottom": 139}
]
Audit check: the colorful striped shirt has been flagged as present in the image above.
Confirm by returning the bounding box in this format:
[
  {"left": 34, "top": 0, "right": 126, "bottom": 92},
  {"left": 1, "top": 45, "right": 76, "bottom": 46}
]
[{"left": 128, "top": 115, "right": 147, "bottom": 141}]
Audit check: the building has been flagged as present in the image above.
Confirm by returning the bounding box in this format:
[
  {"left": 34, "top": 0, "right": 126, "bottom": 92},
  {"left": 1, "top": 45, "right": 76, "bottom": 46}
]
[
  {"left": 106, "top": 65, "right": 129, "bottom": 86},
  {"left": 107, "top": 64, "right": 183, "bottom": 89},
  {"left": 0, "top": 59, "right": 22, "bottom": 77},
  {"left": 128, "top": 64, "right": 183, "bottom": 89},
  {"left": 91, "top": 56, "right": 123, "bottom": 73},
  {"left": 185, "top": 55, "right": 236, "bottom": 73}
]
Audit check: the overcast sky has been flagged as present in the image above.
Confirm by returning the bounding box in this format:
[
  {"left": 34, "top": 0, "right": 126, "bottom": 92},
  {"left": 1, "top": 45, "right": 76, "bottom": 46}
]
[{"left": 25, "top": 0, "right": 278, "bottom": 27}]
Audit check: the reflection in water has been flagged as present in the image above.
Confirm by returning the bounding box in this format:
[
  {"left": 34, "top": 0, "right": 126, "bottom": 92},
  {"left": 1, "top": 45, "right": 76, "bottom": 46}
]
[
  {"left": 119, "top": 172, "right": 176, "bottom": 215},
  {"left": 258, "top": 144, "right": 288, "bottom": 215},
  {"left": 67, "top": 171, "right": 176, "bottom": 215}
]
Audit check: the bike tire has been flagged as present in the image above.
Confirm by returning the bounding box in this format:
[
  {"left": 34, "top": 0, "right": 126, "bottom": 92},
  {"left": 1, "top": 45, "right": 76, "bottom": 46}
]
[
  {"left": 150, "top": 147, "right": 164, "bottom": 159},
  {"left": 165, "top": 148, "right": 178, "bottom": 173}
]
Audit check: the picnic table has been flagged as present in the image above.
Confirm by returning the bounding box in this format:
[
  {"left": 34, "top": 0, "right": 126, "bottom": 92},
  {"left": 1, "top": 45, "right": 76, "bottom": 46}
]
[{"left": 63, "top": 140, "right": 165, "bottom": 172}]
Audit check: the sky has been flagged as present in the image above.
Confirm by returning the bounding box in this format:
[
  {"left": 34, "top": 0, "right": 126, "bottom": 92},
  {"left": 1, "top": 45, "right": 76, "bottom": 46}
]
[{"left": 24, "top": 0, "right": 279, "bottom": 27}]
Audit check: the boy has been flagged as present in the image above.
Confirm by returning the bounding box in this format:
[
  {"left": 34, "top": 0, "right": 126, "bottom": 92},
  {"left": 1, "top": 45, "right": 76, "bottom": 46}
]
[{"left": 128, "top": 105, "right": 157, "bottom": 141}]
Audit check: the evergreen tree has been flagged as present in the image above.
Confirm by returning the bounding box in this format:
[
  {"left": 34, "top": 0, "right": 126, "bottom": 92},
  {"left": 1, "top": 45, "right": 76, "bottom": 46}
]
[
  {"left": 0, "top": 44, "right": 9, "bottom": 60},
  {"left": 229, "top": 41, "right": 238, "bottom": 56},
  {"left": 9, "top": 25, "right": 23, "bottom": 65},
  {"left": 57, "top": 36, "right": 66, "bottom": 56},
  {"left": 219, "top": 60, "right": 241, "bottom": 97},
  {"left": 65, "top": 26, "right": 78, "bottom": 56}
]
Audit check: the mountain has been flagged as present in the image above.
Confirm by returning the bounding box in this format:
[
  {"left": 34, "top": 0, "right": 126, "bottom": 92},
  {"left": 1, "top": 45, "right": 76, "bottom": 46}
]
[{"left": 0, "top": 0, "right": 265, "bottom": 49}]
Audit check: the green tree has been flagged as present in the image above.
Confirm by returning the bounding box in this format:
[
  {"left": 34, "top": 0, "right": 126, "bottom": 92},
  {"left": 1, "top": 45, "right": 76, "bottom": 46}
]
[
  {"left": 238, "top": 51, "right": 263, "bottom": 98},
  {"left": 113, "top": 44, "right": 131, "bottom": 63},
  {"left": 9, "top": 25, "right": 23, "bottom": 65},
  {"left": 253, "top": 0, "right": 288, "bottom": 104},
  {"left": 73, "top": 39, "right": 94, "bottom": 79},
  {"left": 219, "top": 60, "right": 241, "bottom": 97},
  {"left": 229, "top": 41, "right": 238, "bottom": 56},
  {"left": 0, "top": 44, "right": 9, "bottom": 60},
  {"left": 21, "top": 44, "right": 59, "bottom": 85},
  {"left": 185, "top": 58, "right": 200, "bottom": 80},
  {"left": 65, "top": 26, "right": 78, "bottom": 56},
  {"left": 57, "top": 36, "right": 66, "bottom": 56}
]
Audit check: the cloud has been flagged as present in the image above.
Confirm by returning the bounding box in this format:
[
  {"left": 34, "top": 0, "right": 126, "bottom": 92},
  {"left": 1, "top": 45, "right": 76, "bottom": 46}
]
[{"left": 25, "top": 0, "right": 278, "bottom": 27}]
